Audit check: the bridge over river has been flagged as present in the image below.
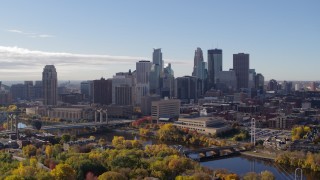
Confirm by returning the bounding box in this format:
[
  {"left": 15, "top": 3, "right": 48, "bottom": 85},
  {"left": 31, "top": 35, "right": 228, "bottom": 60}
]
[
  {"left": 173, "top": 145, "right": 246, "bottom": 161},
  {"left": 24, "top": 120, "right": 134, "bottom": 131}
]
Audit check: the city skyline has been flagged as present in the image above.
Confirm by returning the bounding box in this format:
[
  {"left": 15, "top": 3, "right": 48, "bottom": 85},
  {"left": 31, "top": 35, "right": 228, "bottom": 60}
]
[{"left": 0, "top": 1, "right": 319, "bottom": 81}]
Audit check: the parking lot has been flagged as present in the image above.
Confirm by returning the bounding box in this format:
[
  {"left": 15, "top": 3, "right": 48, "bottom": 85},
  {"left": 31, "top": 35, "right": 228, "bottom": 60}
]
[{"left": 247, "top": 128, "right": 292, "bottom": 141}]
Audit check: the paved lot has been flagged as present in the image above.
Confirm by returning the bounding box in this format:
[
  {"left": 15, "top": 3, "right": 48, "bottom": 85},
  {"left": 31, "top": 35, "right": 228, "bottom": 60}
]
[{"left": 247, "top": 128, "right": 291, "bottom": 141}]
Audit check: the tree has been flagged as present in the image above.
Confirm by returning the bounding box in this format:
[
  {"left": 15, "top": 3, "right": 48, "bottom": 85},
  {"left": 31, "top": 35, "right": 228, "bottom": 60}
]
[
  {"left": 61, "top": 134, "right": 71, "bottom": 143},
  {"left": 50, "top": 163, "right": 76, "bottom": 180},
  {"left": 4, "top": 175, "right": 24, "bottom": 180},
  {"left": 98, "top": 171, "right": 127, "bottom": 180},
  {"left": 32, "top": 120, "right": 42, "bottom": 131},
  {"left": 260, "top": 170, "right": 275, "bottom": 180},
  {"left": 243, "top": 172, "right": 259, "bottom": 180},
  {"left": 45, "top": 145, "right": 53, "bottom": 158},
  {"left": 98, "top": 138, "right": 107, "bottom": 146},
  {"left": 22, "top": 144, "right": 37, "bottom": 158}
]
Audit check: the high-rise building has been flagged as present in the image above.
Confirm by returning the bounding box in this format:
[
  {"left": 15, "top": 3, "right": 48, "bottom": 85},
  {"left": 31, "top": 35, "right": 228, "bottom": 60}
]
[
  {"left": 233, "top": 53, "right": 249, "bottom": 89},
  {"left": 93, "top": 78, "right": 112, "bottom": 105},
  {"left": 162, "top": 63, "right": 175, "bottom": 98},
  {"left": 112, "top": 70, "right": 134, "bottom": 105},
  {"left": 149, "top": 64, "right": 161, "bottom": 94},
  {"left": 208, "top": 49, "right": 222, "bottom": 89},
  {"left": 175, "top": 76, "right": 198, "bottom": 103},
  {"left": 80, "top": 81, "right": 90, "bottom": 100},
  {"left": 136, "top": 60, "right": 152, "bottom": 105},
  {"left": 192, "top": 47, "right": 206, "bottom": 80},
  {"left": 248, "top": 69, "right": 256, "bottom": 89},
  {"left": 136, "top": 60, "right": 152, "bottom": 84},
  {"left": 34, "top": 81, "right": 43, "bottom": 99},
  {"left": 42, "top": 65, "right": 58, "bottom": 106},
  {"left": 255, "top": 73, "right": 265, "bottom": 91},
  {"left": 152, "top": 48, "right": 163, "bottom": 75},
  {"left": 216, "top": 70, "right": 237, "bottom": 92},
  {"left": 268, "top": 79, "right": 278, "bottom": 91}
]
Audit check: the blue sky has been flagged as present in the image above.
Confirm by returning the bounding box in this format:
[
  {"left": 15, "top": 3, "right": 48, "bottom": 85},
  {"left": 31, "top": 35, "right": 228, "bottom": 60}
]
[{"left": 0, "top": 0, "right": 319, "bottom": 81}]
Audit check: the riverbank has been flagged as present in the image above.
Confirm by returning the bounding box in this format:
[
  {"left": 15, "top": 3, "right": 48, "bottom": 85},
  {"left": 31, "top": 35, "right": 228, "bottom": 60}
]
[{"left": 240, "top": 151, "right": 276, "bottom": 161}]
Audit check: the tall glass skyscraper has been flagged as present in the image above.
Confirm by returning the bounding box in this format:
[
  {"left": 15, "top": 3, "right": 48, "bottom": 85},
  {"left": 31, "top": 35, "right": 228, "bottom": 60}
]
[
  {"left": 42, "top": 65, "right": 57, "bottom": 106},
  {"left": 208, "top": 49, "right": 223, "bottom": 89}
]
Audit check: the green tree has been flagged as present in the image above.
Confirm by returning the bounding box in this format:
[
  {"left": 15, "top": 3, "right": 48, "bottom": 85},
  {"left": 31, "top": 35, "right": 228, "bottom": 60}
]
[
  {"left": 61, "top": 134, "right": 71, "bottom": 143},
  {"left": 243, "top": 172, "right": 259, "bottom": 180},
  {"left": 22, "top": 144, "right": 37, "bottom": 158},
  {"left": 98, "top": 171, "right": 127, "bottom": 180},
  {"left": 32, "top": 120, "right": 42, "bottom": 131},
  {"left": 260, "top": 170, "right": 275, "bottom": 180}
]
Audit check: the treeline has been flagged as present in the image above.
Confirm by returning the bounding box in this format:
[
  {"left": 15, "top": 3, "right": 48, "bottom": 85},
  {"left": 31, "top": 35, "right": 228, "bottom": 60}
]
[
  {"left": 275, "top": 151, "right": 320, "bottom": 172},
  {"left": 1, "top": 136, "right": 243, "bottom": 180}
]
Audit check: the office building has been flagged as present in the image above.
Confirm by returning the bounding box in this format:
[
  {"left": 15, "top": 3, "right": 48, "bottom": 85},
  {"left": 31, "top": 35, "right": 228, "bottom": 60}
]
[
  {"left": 233, "top": 53, "right": 249, "bottom": 89},
  {"left": 192, "top": 47, "right": 206, "bottom": 80},
  {"left": 268, "top": 79, "right": 278, "bottom": 91},
  {"left": 135, "top": 60, "right": 152, "bottom": 105},
  {"left": 216, "top": 70, "right": 237, "bottom": 92},
  {"left": 151, "top": 98, "right": 180, "bottom": 123},
  {"left": 80, "top": 81, "right": 91, "bottom": 100},
  {"left": 255, "top": 73, "right": 265, "bottom": 91},
  {"left": 42, "top": 65, "right": 58, "bottom": 106},
  {"left": 112, "top": 71, "right": 134, "bottom": 105},
  {"left": 93, "top": 78, "right": 112, "bottom": 105},
  {"left": 176, "top": 76, "right": 198, "bottom": 103},
  {"left": 33, "top": 81, "right": 43, "bottom": 99},
  {"left": 152, "top": 48, "right": 163, "bottom": 76},
  {"left": 141, "top": 95, "right": 161, "bottom": 115},
  {"left": 249, "top": 69, "right": 256, "bottom": 89},
  {"left": 162, "top": 63, "right": 175, "bottom": 98},
  {"left": 208, "top": 49, "right": 222, "bottom": 89},
  {"left": 149, "top": 64, "right": 161, "bottom": 94}
]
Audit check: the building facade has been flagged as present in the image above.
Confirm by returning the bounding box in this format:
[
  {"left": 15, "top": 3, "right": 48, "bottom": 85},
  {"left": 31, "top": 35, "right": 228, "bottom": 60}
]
[
  {"left": 42, "top": 65, "right": 58, "bottom": 106},
  {"left": 233, "top": 53, "right": 249, "bottom": 89},
  {"left": 93, "top": 78, "right": 112, "bottom": 105},
  {"left": 151, "top": 98, "right": 180, "bottom": 123},
  {"left": 208, "top": 49, "right": 222, "bottom": 89}
]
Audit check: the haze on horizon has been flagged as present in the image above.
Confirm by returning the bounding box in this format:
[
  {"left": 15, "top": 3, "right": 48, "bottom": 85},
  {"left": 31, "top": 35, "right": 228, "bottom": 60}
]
[{"left": 0, "top": 0, "right": 319, "bottom": 81}]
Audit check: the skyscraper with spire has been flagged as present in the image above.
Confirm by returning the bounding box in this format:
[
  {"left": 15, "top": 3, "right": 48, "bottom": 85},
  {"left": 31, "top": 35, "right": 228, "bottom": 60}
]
[
  {"left": 192, "top": 47, "right": 206, "bottom": 80},
  {"left": 42, "top": 65, "right": 57, "bottom": 106}
]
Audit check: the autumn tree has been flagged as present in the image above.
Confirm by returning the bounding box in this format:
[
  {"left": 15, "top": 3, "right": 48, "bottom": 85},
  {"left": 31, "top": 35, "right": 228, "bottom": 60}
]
[
  {"left": 45, "top": 145, "right": 53, "bottom": 158},
  {"left": 22, "top": 144, "right": 37, "bottom": 158},
  {"left": 50, "top": 163, "right": 76, "bottom": 180},
  {"left": 98, "top": 171, "right": 127, "bottom": 180},
  {"left": 260, "top": 170, "right": 275, "bottom": 180}
]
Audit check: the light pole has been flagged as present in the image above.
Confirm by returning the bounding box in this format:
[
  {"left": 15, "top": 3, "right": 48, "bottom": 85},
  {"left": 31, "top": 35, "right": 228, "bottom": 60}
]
[
  {"left": 251, "top": 118, "right": 256, "bottom": 146},
  {"left": 295, "top": 168, "right": 302, "bottom": 180}
]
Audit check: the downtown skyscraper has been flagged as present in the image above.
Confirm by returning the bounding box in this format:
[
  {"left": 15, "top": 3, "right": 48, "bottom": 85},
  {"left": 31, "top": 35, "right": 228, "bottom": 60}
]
[
  {"left": 42, "top": 65, "right": 57, "bottom": 106},
  {"left": 150, "top": 48, "right": 163, "bottom": 94},
  {"left": 192, "top": 47, "right": 206, "bottom": 80},
  {"left": 233, "top": 53, "right": 249, "bottom": 89},
  {"left": 208, "top": 49, "right": 223, "bottom": 89}
]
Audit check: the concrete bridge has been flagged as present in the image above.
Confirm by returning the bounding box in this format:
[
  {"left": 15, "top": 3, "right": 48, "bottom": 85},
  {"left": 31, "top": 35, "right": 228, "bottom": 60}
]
[
  {"left": 182, "top": 146, "right": 242, "bottom": 161},
  {"left": 0, "top": 130, "right": 16, "bottom": 136},
  {"left": 23, "top": 119, "right": 134, "bottom": 131}
]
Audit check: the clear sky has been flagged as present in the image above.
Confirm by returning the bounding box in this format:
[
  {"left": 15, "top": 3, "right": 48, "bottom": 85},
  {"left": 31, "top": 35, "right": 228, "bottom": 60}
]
[{"left": 0, "top": 0, "right": 319, "bottom": 81}]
